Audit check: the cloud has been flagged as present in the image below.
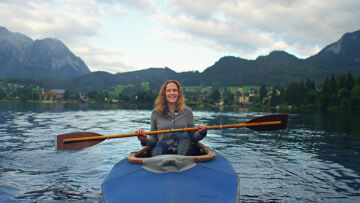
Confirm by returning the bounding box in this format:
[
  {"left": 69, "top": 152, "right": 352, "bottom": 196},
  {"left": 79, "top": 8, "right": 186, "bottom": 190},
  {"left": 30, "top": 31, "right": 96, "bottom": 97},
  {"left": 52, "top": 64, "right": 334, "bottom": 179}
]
[
  {"left": 71, "top": 41, "right": 138, "bottom": 73},
  {"left": 158, "top": 0, "right": 360, "bottom": 58},
  {"left": 1, "top": 0, "right": 359, "bottom": 73},
  {"left": 60, "top": 0, "right": 128, "bottom": 16},
  {"left": 0, "top": 1, "right": 103, "bottom": 42},
  {"left": 0, "top": 0, "right": 157, "bottom": 42},
  {"left": 97, "top": 0, "right": 158, "bottom": 13},
  {"left": 154, "top": 13, "right": 276, "bottom": 52},
  {"left": 219, "top": 0, "right": 360, "bottom": 42}
]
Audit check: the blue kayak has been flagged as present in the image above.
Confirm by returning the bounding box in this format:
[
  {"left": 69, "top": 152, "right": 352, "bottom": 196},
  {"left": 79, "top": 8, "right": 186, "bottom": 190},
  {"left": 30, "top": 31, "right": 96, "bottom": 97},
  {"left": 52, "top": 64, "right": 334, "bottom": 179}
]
[{"left": 101, "top": 143, "right": 239, "bottom": 202}]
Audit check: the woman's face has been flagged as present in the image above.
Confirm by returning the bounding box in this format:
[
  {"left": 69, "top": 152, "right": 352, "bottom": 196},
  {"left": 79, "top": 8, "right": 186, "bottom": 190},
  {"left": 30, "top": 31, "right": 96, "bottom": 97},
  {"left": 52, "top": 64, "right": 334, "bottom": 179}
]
[{"left": 165, "top": 82, "right": 178, "bottom": 104}]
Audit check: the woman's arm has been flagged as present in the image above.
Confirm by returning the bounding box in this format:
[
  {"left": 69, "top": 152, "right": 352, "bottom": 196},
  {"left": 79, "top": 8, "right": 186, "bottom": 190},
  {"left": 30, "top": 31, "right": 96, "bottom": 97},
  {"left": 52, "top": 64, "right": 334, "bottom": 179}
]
[
  {"left": 187, "top": 109, "right": 207, "bottom": 142},
  {"left": 136, "top": 111, "right": 159, "bottom": 146}
]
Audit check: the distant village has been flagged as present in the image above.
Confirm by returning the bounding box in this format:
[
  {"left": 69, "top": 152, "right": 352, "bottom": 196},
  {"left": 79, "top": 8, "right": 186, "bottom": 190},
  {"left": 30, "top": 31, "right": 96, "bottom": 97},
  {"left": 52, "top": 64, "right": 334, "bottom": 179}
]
[
  {"left": 2, "top": 71, "right": 360, "bottom": 115},
  {"left": 0, "top": 82, "right": 88, "bottom": 103},
  {"left": 0, "top": 81, "right": 280, "bottom": 107}
]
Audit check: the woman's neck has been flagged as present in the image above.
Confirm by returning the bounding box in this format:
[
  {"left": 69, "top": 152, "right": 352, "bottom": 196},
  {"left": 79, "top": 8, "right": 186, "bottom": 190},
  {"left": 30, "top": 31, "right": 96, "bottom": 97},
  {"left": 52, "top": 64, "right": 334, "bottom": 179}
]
[{"left": 167, "top": 103, "right": 177, "bottom": 116}]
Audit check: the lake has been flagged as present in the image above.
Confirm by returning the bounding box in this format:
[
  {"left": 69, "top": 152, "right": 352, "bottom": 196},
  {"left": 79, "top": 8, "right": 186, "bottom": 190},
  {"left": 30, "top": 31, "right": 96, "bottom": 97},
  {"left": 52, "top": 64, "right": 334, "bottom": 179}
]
[{"left": 0, "top": 103, "right": 360, "bottom": 202}]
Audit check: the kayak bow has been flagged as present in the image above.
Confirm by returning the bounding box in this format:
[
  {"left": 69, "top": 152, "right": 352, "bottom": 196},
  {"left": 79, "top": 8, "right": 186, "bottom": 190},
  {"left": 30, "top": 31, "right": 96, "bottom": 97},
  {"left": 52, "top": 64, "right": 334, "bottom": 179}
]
[{"left": 101, "top": 143, "right": 239, "bottom": 203}]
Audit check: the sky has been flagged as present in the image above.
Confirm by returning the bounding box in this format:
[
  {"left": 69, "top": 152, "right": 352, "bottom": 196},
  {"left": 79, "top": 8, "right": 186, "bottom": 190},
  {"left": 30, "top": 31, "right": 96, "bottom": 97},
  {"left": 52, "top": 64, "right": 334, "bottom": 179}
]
[{"left": 0, "top": 0, "right": 360, "bottom": 74}]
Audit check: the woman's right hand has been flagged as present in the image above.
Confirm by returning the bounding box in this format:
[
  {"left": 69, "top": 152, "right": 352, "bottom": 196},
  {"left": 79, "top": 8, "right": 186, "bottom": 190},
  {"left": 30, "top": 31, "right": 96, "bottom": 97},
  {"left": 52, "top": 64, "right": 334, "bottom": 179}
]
[{"left": 136, "top": 129, "right": 147, "bottom": 143}]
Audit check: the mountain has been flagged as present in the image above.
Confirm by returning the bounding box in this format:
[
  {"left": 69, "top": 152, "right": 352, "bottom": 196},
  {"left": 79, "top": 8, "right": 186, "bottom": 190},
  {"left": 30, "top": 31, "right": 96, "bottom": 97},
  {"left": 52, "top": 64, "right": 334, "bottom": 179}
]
[
  {"left": 201, "top": 56, "right": 253, "bottom": 86},
  {"left": 199, "top": 51, "right": 302, "bottom": 86},
  {"left": 311, "top": 30, "right": 360, "bottom": 62},
  {"left": 0, "top": 26, "right": 32, "bottom": 73},
  {"left": 198, "top": 49, "right": 360, "bottom": 86},
  {"left": 0, "top": 26, "right": 90, "bottom": 78},
  {"left": 28, "top": 38, "right": 89, "bottom": 74},
  {"left": 1, "top": 26, "right": 360, "bottom": 90},
  {"left": 115, "top": 67, "right": 179, "bottom": 88},
  {"left": 199, "top": 29, "right": 360, "bottom": 86},
  {"left": 67, "top": 68, "right": 188, "bottom": 91},
  {"left": 200, "top": 30, "right": 360, "bottom": 85}
]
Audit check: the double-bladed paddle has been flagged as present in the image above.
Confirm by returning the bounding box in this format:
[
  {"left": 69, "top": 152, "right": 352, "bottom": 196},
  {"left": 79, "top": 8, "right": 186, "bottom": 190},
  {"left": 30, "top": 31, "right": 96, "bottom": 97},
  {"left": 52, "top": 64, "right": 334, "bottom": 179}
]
[{"left": 56, "top": 114, "right": 287, "bottom": 151}]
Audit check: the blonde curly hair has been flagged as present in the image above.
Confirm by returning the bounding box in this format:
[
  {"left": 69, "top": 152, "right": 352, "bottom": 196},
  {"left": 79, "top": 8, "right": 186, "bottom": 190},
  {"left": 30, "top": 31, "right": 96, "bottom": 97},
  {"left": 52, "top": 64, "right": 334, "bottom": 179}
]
[{"left": 154, "top": 80, "right": 187, "bottom": 115}]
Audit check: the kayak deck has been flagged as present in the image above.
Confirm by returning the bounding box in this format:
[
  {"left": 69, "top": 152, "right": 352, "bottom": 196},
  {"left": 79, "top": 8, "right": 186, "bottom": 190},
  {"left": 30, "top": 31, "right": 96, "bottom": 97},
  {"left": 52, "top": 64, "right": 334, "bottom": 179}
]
[{"left": 102, "top": 143, "right": 239, "bottom": 202}]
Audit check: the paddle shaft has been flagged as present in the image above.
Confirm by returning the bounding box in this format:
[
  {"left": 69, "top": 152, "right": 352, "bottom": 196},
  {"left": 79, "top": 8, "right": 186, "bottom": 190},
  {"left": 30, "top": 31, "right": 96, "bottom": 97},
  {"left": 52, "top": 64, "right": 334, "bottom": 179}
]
[{"left": 62, "top": 120, "right": 281, "bottom": 143}]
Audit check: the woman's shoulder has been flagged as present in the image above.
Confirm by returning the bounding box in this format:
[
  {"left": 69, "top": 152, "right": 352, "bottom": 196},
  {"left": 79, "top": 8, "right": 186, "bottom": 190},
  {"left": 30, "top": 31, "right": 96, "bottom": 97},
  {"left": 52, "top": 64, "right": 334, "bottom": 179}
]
[
  {"left": 151, "top": 110, "right": 166, "bottom": 119},
  {"left": 181, "top": 107, "right": 193, "bottom": 115},
  {"left": 151, "top": 110, "right": 160, "bottom": 117},
  {"left": 184, "top": 107, "right": 192, "bottom": 112}
]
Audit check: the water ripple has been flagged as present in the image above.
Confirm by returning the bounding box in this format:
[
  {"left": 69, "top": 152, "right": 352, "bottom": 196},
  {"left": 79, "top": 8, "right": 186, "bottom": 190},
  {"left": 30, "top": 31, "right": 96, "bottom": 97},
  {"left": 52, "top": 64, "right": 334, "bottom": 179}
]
[{"left": 0, "top": 107, "right": 360, "bottom": 202}]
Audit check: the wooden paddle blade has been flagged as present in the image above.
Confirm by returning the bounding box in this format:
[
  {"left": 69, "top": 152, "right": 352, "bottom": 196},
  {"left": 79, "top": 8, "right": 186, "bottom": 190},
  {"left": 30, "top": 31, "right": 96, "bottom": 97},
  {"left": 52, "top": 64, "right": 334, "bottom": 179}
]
[
  {"left": 246, "top": 114, "right": 288, "bottom": 131},
  {"left": 56, "top": 132, "right": 104, "bottom": 151}
]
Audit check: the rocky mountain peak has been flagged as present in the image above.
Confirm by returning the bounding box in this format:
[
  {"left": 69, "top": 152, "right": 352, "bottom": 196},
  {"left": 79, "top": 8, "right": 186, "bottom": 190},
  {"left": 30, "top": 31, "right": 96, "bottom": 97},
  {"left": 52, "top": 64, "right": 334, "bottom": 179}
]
[
  {"left": 0, "top": 26, "right": 90, "bottom": 78},
  {"left": 312, "top": 30, "right": 360, "bottom": 62}
]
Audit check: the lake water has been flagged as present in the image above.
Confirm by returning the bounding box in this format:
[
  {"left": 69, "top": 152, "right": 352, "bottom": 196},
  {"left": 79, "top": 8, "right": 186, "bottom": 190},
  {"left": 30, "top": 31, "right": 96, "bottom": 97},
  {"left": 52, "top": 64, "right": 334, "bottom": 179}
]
[{"left": 0, "top": 103, "right": 360, "bottom": 202}]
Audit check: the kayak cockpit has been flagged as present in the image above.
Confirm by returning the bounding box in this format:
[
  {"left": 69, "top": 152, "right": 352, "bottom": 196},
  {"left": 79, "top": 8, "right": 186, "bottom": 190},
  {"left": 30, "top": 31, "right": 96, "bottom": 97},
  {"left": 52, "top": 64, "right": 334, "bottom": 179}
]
[
  {"left": 127, "top": 142, "right": 216, "bottom": 173},
  {"left": 128, "top": 142, "right": 216, "bottom": 164}
]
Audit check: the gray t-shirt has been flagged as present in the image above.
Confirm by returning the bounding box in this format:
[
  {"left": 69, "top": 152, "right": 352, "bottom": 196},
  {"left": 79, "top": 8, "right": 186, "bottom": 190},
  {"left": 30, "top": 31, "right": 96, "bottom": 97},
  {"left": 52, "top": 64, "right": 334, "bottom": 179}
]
[{"left": 143, "top": 108, "right": 206, "bottom": 152}]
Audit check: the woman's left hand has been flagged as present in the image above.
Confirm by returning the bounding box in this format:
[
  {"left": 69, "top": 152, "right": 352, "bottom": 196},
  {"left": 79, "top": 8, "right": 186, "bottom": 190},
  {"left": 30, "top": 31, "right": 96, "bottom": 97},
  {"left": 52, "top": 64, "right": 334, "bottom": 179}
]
[{"left": 197, "top": 124, "right": 207, "bottom": 133}]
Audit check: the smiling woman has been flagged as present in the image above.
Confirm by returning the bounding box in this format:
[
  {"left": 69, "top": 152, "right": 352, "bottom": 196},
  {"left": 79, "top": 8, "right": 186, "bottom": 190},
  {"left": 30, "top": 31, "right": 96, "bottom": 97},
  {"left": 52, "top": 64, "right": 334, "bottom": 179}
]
[
  {"left": 136, "top": 80, "right": 207, "bottom": 157},
  {"left": 154, "top": 80, "right": 187, "bottom": 114},
  {"left": 165, "top": 82, "right": 179, "bottom": 106}
]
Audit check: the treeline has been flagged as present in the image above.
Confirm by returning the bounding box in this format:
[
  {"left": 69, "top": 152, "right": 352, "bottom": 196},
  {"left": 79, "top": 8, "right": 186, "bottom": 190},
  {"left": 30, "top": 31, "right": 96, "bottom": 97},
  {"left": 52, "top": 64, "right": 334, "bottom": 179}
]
[
  {"left": 262, "top": 72, "right": 360, "bottom": 113},
  {"left": 0, "top": 87, "right": 38, "bottom": 102},
  {"left": 2, "top": 72, "right": 360, "bottom": 115},
  {"left": 0, "top": 88, "right": 81, "bottom": 102},
  {"left": 0, "top": 83, "right": 157, "bottom": 105},
  {"left": 87, "top": 89, "right": 156, "bottom": 106}
]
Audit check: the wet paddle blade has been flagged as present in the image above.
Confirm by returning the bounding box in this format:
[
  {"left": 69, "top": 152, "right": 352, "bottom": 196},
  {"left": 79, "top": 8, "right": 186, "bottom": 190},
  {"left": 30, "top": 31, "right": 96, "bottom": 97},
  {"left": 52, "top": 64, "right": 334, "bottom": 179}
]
[
  {"left": 246, "top": 114, "right": 288, "bottom": 131},
  {"left": 56, "top": 132, "right": 104, "bottom": 151}
]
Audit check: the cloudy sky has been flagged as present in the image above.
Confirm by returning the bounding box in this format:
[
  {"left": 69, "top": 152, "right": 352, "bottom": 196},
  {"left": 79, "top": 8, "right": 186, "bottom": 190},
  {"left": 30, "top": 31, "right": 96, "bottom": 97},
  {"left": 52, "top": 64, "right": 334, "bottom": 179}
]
[{"left": 1, "top": 0, "right": 359, "bottom": 73}]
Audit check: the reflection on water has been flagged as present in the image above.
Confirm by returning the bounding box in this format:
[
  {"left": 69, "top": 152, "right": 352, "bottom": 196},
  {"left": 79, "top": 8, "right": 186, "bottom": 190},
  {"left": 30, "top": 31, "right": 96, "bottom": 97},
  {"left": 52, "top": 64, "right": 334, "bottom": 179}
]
[{"left": 0, "top": 103, "right": 359, "bottom": 202}]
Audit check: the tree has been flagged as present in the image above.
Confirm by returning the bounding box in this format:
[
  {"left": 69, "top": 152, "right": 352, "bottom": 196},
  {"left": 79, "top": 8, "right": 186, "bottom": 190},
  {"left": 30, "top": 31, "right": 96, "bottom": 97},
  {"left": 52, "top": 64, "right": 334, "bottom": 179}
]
[
  {"left": 296, "top": 81, "right": 306, "bottom": 107},
  {"left": 330, "top": 74, "right": 336, "bottom": 91},
  {"left": 305, "top": 78, "right": 315, "bottom": 92},
  {"left": 210, "top": 88, "right": 221, "bottom": 104},
  {"left": 337, "top": 87, "right": 350, "bottom": 111},
  {"left": 337, "top": 88, "right": 350, "bottom": 103},
  {"left": 134, "top": 90, "right": 156, "bottom": 105},
  {"left": 117, "top": 93, "right": 130, "bottom": 103},
  {"left": 0, "top": 88, "right": 6, "bottom": 100},
  {"left": 259, "top": 84, "right": 267, "bottom": 100},
  {"left": 350, "top": 85, "right": 360, "bottom": 112},
  {"left": 285, "top": 82, "right": 298, "bottom": 105},
  {"left": 321, "top": 77, "right": 331, "bottom": 96},
  {"left": 320, "top": 77, "right": 334, "bottom": 109},
  {"left": 12, "top": 88, "right": 38, "bottom": 102},
  {"left": 304, "top": 90, "right": 317, "bottom": 105},
  {"left": 87, "top": 90, "right": 97, "bottom": 100},
  {"left": 87, "top": 90, "right": 108, "bottom": 103},
  {"left": 344, "top": 72, "right": 355, "bottom": 91},
  {"left": 223, "top": 88, "right": 234, "bottom": 105},
  {"left": 64, "top": 90, "right": 79, "bottom": 101},
  {"left": 270, "top": 87, "right": 281, "bottom": 106},
  {"left": 277, "top": 85, "right": 286, "bottom": 105},
  {"left": 69, "top": 91, "right": 80, "bottom": 100}
]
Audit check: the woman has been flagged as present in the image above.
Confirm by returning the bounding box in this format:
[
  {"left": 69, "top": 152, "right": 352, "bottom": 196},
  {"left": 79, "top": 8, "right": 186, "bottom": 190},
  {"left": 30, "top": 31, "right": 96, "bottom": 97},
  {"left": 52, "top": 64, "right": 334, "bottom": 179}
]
[{"left": 136, "top": 80, "right": 207, "bottom": 156}]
